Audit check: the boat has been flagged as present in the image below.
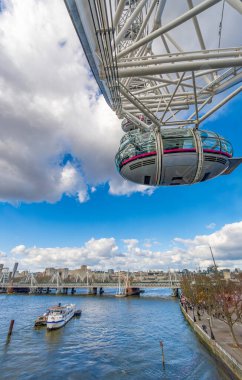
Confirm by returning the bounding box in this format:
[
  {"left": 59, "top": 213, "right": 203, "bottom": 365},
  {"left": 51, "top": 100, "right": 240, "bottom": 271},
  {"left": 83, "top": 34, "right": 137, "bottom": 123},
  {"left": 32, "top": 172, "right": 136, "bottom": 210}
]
[
  {"left": 115, "top": 271, "right": 126, "bottom": 298},
  {"left": 123, "top": 271, "right": 145, "bottom": 296},
  {"left": 34, "top": 313, "right": 48, "bottom": 327},
  {"left": 125, "top": 287, "right": 144, "bottom": 296},
  {"left": 74, "top": 309, "right": 82, "bottom": 317},
  {"left": 46, "top": 303, "right": 76, "bottom": 330}
]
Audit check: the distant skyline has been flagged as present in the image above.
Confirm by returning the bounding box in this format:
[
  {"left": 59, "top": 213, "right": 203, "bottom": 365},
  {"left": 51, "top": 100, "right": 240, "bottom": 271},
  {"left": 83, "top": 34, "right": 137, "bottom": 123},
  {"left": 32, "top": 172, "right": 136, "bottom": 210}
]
[{"left": 0, "top": 1, "right": 242, "bottom": 272}]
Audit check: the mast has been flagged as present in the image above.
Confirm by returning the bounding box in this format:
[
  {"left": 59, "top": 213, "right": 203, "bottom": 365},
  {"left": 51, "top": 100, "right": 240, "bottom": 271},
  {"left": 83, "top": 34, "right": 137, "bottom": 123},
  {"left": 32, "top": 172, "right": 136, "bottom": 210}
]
[{"left": 117, "top": 271, "right": 121, "bottom": 294}]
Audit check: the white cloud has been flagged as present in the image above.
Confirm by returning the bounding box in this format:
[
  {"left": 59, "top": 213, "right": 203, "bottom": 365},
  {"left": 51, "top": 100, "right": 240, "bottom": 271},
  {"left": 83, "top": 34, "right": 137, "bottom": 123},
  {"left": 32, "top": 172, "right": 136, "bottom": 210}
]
[
  {"left": 0, "top": 1, "right": 241, "bottom": 204},
  {"left": 0, "top": 0, "right": 151, "bottom": 204},
  {"left": 0, "top": 250, "right": 6, "bottom": 258},
  {"left": 5, "top": 238, "right": 119, "bottom": 270},
  {"left": 109, "top": 175, "right": 155, "bottom": 196},
  {"left": 2, "top": 221, "right": 241, "bottom": 272},
  {"left": 174, "top": 221, "right": 242, "bottom": 268},
  {"left": 11, "top": 245, "right": 26, "bottom": 255}
]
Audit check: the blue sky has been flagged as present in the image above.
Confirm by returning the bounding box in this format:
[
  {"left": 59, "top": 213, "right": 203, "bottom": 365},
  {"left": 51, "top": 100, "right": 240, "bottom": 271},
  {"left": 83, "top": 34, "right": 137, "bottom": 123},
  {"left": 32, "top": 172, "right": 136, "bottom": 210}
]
[{"left": 0, "top": 1, "right": 241, "bottom": 271}]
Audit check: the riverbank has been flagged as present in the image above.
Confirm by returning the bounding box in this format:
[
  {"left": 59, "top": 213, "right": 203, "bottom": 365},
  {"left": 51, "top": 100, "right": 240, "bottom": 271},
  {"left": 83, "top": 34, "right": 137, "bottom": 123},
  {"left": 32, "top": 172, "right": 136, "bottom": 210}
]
[{"left": 180, "top": 303, "right": 242, "bottom": 380}]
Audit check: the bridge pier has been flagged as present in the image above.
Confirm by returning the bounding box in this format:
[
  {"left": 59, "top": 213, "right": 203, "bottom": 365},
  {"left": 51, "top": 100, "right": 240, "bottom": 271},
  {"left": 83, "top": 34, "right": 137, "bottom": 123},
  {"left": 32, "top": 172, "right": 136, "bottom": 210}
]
[
  {"left": 88, "top": 287, "right": 97, "bottom": 295},
  {"left": 172, "top": 288, "right": 179, "bottom": 297},
  {"left": 29, "top": 287, "right": 36, "bottom": 294},
  {"left": 63, "top": 287, "right": 68, "bottom": 295}
]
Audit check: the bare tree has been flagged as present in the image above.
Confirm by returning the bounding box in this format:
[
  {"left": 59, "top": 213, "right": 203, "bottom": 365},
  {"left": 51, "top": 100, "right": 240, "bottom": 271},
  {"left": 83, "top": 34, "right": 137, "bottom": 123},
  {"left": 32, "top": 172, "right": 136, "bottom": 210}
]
[{"left": 213, "top": 279, "right": 242, "bottom": 348}]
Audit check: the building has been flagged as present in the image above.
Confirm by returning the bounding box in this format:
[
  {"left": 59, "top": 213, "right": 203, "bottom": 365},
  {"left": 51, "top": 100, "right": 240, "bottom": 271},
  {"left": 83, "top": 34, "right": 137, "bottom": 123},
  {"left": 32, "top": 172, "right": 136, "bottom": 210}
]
[
  {"left": 222, "top": 269, "right": 231, "bottom": 280},
  {"left": 1, "top": 268, "right": 10, "bottom": 283},
  {"left": 57, "top": 268, "right": 69, "bottom": 280},
  {"left": 44, "top": 267, "right": 56, "bottom": 277}
]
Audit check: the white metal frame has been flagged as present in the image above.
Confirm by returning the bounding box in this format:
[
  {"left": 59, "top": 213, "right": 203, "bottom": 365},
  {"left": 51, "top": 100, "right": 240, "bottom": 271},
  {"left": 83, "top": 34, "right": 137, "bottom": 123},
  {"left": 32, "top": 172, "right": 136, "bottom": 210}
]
[{"left": 65, "top": 0, "right": 242, "bottom": 130}]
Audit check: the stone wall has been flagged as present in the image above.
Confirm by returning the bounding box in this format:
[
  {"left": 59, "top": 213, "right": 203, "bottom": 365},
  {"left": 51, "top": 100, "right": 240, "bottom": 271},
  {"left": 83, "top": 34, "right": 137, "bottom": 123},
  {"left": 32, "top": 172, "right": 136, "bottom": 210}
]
[{"left": 180, "top": 305, "right": 242, "bottom": 380}]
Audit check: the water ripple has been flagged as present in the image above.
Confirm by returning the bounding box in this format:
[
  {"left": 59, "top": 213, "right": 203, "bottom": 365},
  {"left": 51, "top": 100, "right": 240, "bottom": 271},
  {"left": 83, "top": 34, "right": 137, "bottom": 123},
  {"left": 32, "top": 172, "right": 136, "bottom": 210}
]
[{"left": 0, "top": 293, "right": 231, "bottom": 379}]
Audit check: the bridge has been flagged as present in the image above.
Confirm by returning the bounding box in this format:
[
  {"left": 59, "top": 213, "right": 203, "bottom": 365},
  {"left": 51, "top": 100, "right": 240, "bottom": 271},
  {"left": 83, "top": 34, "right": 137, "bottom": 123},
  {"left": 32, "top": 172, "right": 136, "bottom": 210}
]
[{"left": 0, "top": 280, "right": 181, "bottom": 293}]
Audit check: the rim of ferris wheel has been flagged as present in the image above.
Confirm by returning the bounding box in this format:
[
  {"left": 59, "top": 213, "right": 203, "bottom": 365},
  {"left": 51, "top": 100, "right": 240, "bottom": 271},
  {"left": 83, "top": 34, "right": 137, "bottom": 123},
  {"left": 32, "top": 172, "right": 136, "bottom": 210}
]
[{"left": 65, "top": 0, "right": 242, "bottom": 187}]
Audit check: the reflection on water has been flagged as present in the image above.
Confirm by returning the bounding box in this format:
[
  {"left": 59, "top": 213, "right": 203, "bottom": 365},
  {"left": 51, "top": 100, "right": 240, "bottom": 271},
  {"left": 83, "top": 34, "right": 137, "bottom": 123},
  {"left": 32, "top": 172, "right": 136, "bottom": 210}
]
[{"left": 0, "top": 291, "right": 232, "bottom": 380}]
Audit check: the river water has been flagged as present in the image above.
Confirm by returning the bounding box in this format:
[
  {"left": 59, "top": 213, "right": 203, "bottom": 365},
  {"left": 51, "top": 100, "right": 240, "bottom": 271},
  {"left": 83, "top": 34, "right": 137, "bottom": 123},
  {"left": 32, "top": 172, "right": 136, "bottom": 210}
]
[{"left": 0, "top": 290, "right": 232, "bottom": 380}]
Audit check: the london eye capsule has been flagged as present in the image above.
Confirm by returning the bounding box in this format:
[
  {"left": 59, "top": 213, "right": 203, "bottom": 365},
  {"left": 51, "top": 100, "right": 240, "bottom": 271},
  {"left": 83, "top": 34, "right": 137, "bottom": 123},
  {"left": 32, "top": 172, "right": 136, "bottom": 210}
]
[{"left": 116, "top": 124, "right": 241, "bottom": 186}]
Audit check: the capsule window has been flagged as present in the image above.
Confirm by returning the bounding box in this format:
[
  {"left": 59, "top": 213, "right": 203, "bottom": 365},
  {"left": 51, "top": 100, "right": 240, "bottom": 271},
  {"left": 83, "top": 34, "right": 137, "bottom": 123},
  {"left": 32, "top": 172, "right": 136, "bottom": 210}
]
[
  {"left": 144, "top": 176, "right": 151, "bottom": 185},
  {"left": 163, "top": 137, "right": 195, "bottom": 150},
  {"left": 221, "top": 140, "right": 233, "bottom": 155},
  {"left": 202, "top": 138, "right": 220, "bottom": 151}
]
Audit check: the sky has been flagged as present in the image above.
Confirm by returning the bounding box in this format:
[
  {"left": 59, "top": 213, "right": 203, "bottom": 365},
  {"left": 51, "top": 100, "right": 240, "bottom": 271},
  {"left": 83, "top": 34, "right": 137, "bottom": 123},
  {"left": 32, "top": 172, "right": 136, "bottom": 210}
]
[{"left": 0, "top": 0, "right": 242, "bottom": 272}]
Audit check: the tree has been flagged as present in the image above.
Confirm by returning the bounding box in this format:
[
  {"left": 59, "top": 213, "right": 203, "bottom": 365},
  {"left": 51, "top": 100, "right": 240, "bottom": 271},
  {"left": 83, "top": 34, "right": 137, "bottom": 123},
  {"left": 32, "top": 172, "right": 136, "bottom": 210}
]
[{"left": 213, "top": 279, "right": 242, "bottom": 348}]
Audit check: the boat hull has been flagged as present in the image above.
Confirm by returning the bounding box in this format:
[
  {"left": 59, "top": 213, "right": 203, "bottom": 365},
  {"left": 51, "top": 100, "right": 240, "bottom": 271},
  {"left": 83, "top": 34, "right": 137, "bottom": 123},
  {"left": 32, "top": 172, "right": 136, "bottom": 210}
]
[{"left": 47, "top": 309, "right": 75, "bottom": 330}]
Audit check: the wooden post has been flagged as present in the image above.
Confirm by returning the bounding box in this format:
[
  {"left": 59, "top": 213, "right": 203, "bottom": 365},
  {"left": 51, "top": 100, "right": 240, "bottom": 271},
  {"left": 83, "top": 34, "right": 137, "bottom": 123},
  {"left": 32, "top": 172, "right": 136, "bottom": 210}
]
[
  {"left": 7, "top": 320, "right": 14, "bottom": 340},
  {"left": 160, "top": 340, "right": 165, "bottom": 369}
]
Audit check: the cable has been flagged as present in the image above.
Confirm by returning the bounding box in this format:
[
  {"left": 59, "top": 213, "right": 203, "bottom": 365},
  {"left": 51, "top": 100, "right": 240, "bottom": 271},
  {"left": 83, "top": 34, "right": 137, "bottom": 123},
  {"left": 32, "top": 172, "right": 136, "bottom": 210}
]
[{"left": 218, "top": 0, "right": 225, "bottom": 49}]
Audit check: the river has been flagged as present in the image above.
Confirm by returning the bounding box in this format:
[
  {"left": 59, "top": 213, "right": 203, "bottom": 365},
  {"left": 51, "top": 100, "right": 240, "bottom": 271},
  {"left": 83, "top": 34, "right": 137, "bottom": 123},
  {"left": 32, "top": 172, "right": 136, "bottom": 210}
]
[{"left": 0, "top": 290, "right": 232, "bottom": 380}]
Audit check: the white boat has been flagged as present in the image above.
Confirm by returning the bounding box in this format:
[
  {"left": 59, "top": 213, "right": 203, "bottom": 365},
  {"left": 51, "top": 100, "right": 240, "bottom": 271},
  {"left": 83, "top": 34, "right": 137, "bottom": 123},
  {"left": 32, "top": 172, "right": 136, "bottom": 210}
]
[{"left": 46, "top": 303, "right": 76, "bottom": 330}]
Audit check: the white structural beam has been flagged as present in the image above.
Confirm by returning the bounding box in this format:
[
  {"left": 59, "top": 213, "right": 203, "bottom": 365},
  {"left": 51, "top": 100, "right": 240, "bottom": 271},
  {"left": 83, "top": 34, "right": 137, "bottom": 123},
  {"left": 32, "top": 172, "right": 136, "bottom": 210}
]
[
  {"left": 199, "top": 86, "right": 242, "bottom": 123},
  {"left": 66, "top": 0, "right": 242, "bottom": 131},
  {"left": 188, "top": 95, "right": 213, "bottom": 120},
  {"left": 116, "top": 49, "right": 242, "bottom": 67},
  {"left": 160, "top": 72, "right": 186, "bottom": 122},
  {"left": 134, "top": 0, "right": 158, "bottom": 43},
  {"left": 113, "top": 0, "right": 126, "bottom": 29},
  {"left": 119, "top": 84, "right": 160, "bottom": 126},
  {"left": 226, "top": 0, "right": 242, "bottom": 13},
  {"left": 187, "top": 0, "right": 206, "bottom": 50},
  {"left": 114, "top": 0, "right": 148, "bottom": 46},
  {"left": 122, "top": 110, "right": 150, "bottom": 131},
  {"left": 117, "top": 0, "right": 222, "bottom": 58},
  {"left": 115, "top": 57, "right": 242, "bottom": 77}
]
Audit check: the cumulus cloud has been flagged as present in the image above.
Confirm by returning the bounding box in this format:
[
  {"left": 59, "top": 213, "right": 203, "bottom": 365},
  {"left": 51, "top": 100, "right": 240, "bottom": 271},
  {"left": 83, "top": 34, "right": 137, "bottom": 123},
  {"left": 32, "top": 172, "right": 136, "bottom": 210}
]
[
  {"left": 11, "top": 245, "right": 26, "bottom": 255},
  {"left": 109, "top": 175, "right": 155, "bottom": 196},
  {"left": 6, "top": 238, "right": 119, "bottom": 270},
  {"left": 0, "top": 1, "right": 241, "bottom": 204},
  {"left": 0, "top": 0, "right": 152, "bottom": 204},
  {"left": 1, "top": 221, "right": 241, "bottom": 271},
  {"left": 0, "top": 250, "right": 6, "bottom": 258},
  {"left": 174, "top": 221, "right": 242, "bottom": 268}
]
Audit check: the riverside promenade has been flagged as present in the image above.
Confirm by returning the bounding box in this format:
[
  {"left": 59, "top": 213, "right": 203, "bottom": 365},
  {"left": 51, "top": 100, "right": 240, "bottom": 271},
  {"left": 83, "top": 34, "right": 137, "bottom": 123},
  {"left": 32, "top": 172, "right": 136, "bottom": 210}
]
[{"left": 181, "top": 304, "right": 242, "bottom": 380}]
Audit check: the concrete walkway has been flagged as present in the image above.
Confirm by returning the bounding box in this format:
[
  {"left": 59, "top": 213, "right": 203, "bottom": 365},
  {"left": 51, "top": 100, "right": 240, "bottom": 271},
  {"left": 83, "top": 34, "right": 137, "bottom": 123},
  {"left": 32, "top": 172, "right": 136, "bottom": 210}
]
[{"left": 183, "top": 305, "right": 242, "bottom": 366}]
